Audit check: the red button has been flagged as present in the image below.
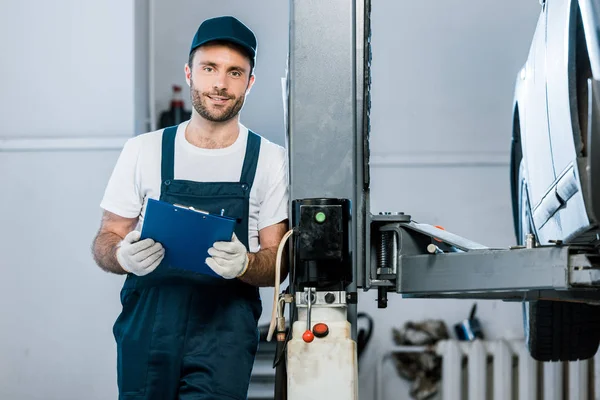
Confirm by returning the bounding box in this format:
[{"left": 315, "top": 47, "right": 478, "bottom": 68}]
[
  {"left": 313, "top": 323, "right": 329, "bottom": 338},
  {"left": 302, "top": 330, "right": 315, "bottom": 343}
]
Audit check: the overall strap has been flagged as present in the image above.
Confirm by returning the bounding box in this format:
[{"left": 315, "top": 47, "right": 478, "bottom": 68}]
[
  {"left": 161, "top": 126, "right": 178, "bottom": 183},
  {"left": 239, "top": 130, "right": 261, "bottom": 189}
]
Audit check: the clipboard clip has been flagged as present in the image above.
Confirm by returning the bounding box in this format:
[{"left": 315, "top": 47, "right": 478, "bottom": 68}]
[
  {"left": 173, "top": 204, "right": 209, "bottom": 215},
  {"left": 173, "top": 204, "right": 228, "bottom": 218}
]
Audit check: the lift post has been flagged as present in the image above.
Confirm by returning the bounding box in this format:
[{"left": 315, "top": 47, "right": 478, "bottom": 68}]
[{"left": 287, "top": 0, "right": 370, "bottom": 339}]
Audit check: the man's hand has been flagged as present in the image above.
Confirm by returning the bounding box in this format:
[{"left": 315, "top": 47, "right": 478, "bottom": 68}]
[
  {"left": 116, "top": 231, "right": 165, "bottom": 276},
  {"left": 206, "top": 233, "right": 249, "bottom": 279}
]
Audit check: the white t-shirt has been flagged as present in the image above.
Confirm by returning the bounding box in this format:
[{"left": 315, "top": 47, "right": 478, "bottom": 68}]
[{"left": 100, "top": 120, "right": 289, "bottom": 253}]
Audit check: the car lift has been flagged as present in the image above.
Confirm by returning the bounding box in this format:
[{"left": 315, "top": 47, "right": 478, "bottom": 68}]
[{"left": 271, "top": 1, "right": 600, "bottom": 399}]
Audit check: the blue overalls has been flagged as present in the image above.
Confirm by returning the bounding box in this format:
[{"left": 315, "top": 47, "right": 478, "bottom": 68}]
[{"left": 113, "top": 125, "right": 262, "bottom": 400}]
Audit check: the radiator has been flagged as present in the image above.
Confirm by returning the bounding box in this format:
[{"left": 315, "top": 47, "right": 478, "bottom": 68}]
[{"left": 376, "top": 339, "right": 600, "bottom": 400}]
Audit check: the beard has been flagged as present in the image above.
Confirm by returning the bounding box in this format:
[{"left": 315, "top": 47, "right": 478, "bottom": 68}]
[{"left": 190, "top": 78, "right": 246, "bottom": 122}]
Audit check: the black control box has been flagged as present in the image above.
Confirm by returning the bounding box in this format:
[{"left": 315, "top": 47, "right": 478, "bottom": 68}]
[{"left": 291, "top": 198, "right": 352, "bottom": 290}]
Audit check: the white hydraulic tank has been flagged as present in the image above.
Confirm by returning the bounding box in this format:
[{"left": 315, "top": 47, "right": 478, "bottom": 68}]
[{"left": 287, "top": 304, "right": 358, "bottom": 400}]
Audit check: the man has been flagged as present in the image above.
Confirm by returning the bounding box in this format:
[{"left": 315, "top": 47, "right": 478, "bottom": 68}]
[{"left": 91, "top": 15, "right": 289, "bottom": 399}]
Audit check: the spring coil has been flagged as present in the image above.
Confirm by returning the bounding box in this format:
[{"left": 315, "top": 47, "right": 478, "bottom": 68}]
[{"left": 379, "top": 231, "right": 393, "bottom": 269}]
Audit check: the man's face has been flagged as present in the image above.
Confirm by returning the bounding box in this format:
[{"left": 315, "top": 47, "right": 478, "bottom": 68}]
[{"left": 185, "top": 43, "right": 255, "bottom": 123}]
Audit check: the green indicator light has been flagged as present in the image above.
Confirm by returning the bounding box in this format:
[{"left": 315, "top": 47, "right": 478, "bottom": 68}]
[{"left": 315, "top": 212, "right": 326, "bottom": 223}]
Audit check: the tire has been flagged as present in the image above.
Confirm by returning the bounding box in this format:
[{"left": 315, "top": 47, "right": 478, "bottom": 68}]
[
  {"left": 528, "top": 300, "right": 600, "bottom": 361},
  {"left": 518, "top": 162, "right": 600, "bottom": 361}
]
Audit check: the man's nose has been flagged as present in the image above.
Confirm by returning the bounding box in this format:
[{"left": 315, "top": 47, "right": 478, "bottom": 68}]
[{"left": 212, "top": 71, "right": 228, "bottom": 90}]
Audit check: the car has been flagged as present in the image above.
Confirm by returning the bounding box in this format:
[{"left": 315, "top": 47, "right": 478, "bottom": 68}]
[{"left": 510, "top": 0, "right": 600, "bottom": 361}]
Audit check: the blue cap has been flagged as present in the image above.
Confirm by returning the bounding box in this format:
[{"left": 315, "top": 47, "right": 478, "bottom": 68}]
[{"left": 189, "top": 16, "right": 257, "bottom": 65}]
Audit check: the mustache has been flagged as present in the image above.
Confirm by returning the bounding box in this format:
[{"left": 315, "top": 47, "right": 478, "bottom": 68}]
[{"left": 204, "top": 90, "right": 234, "bottom": 99}]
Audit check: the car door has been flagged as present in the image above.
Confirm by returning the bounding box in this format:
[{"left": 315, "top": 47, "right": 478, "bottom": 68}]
[
  {"left": 545, "top": 0, "right": 590, "bottom": 241},
  {"left": 521, "top": 1, "right": 558, "bottom": 241}
]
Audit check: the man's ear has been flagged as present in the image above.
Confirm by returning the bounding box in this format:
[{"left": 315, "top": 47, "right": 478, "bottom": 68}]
[
  {"left": 185, "top": 63, "right": 192, "bottom": 87},
  {"left": 246, "top": 74, "right": 256, "bottom": 95}
]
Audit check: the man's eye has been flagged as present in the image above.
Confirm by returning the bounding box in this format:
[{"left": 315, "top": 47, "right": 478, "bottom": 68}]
[
  {"left": 231, "top": 71, "right": 241, "bottom": 77},
  {"left": 203, "top": 67, "right": 213, "bottom": 72}
]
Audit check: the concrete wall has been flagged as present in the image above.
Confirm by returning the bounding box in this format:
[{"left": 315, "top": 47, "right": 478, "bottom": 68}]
[
  {"left": 360, "top": 1, "right": 541, "bottom": 398},
  {"left": 0, "top": 0, "right": 541, "bottom": 399},
  {"left": 0, "top": 1, "right": 135, "bottom": 399},
  {"left": 0, "top": 0, "right": 136, "bottom": 137}
]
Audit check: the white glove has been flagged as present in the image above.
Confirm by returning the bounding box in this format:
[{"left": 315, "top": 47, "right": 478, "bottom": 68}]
[
  {"left": 116, "top": 231, "right": 165, "bottom": 276},
  {"left": 206, "top": 233, "right": 249, "bottom": 279}
]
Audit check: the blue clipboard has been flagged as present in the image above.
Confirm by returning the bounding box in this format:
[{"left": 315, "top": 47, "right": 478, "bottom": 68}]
[{"left": 140, "top": 198, "right": 237, "bottom": 277}]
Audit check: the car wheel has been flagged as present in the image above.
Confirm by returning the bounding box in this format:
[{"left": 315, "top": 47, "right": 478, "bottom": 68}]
[{"left": 518, "top": 163, "right": 600, "bottom": 361}]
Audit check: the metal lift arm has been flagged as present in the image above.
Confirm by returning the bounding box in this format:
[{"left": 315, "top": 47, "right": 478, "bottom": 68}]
[{"left": 368, "top": 214, "right": 600, "bottom": 304}]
